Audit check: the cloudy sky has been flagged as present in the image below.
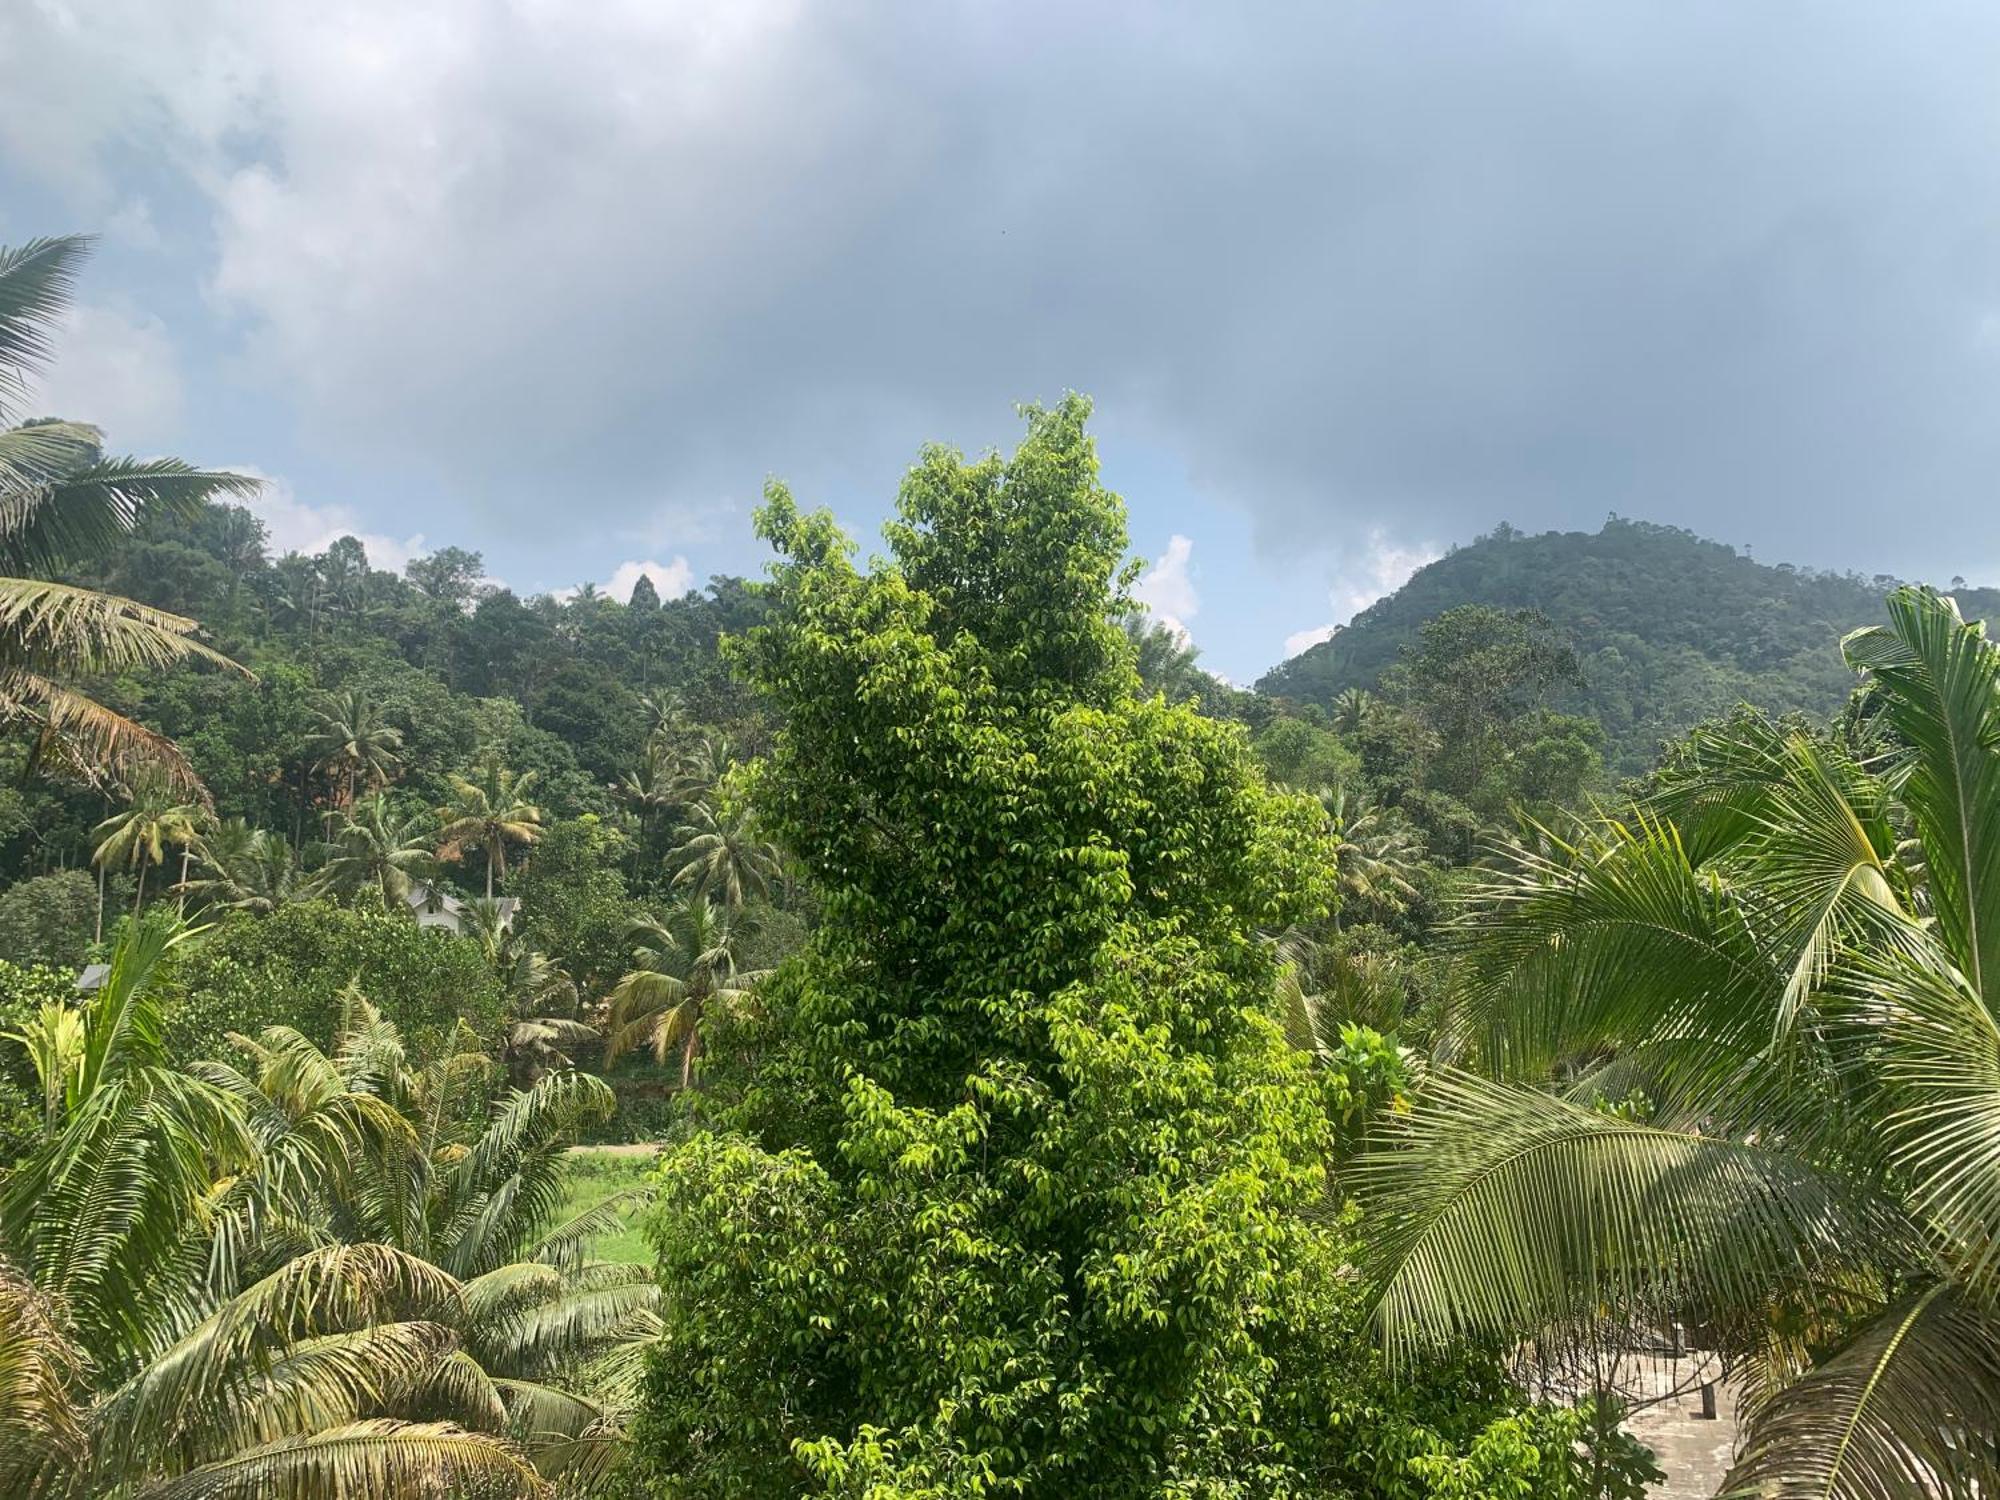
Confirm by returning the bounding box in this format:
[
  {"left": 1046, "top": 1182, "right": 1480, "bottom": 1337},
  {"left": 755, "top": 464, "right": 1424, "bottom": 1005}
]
[{"left": 4, "top": 2, "right": 1999, "bottom": 680}]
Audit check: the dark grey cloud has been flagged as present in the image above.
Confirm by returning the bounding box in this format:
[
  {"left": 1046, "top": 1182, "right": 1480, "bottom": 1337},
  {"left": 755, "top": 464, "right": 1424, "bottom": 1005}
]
[{"left": 8, "top": 1, "right": 2000, "bottom": 588}]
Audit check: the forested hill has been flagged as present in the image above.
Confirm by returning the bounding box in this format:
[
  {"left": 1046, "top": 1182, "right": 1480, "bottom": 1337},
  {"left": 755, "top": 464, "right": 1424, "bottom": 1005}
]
[{"left": 1256, "top": 517, "right": 2000, "bottom": 774}]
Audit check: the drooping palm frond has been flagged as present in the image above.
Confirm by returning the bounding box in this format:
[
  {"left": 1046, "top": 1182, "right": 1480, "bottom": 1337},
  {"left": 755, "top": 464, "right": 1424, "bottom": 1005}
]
[
  {"left": 134, "top": 1418, "right": 544, "bottom": 1500},
  {"left": 0, "top": 1260, "right": 87, "bottom": 1497},
  {"left": 1358, "top": 1072, "right": 1911, "bottom": 1370},
  {"left": 0, "top": 235, "right": 88, "bottom": 420},
  {"left": 1720, "top": 1284, "right": 2000, "bottom": 1499},
  {"left": 0, "top": 458, "right": 262, "bottom": 575}
]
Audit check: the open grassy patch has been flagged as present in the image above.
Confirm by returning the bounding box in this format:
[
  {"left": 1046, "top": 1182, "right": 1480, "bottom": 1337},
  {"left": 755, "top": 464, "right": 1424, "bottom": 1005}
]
[{"left": 557, "top": 1146, "right": 660, "bottom": 1265}]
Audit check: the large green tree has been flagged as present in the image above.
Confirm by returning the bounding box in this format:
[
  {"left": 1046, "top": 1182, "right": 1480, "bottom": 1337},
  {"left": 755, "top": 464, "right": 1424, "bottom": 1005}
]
[{"left": 635, "top": 400, "right": 1542, "bottom": 1497}]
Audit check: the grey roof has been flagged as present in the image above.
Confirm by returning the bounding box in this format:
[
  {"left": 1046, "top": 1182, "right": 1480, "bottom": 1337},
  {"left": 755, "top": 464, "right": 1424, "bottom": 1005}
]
[{"left": 76, "top": 963, "right": 110, "bottom": 992}]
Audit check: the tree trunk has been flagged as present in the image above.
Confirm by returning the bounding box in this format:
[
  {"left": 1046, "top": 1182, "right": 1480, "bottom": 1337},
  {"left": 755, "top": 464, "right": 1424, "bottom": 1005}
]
[
  {"left": 132, "top": 859, "right": 147, "bottom": 916},
  {"left": 178, "top": 847, "right": 192, "bottom": 916},
  {"left": 95, "top": 862, "right": 105, "bottom": 945},
  {"left": 486, "top": 846, "right": 496, "bottom": 900}
]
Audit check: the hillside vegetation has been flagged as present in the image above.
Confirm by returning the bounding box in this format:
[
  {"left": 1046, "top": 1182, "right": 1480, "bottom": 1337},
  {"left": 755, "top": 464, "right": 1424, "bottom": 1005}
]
[{"left": 1257, "top": 516, "right": 2000, "bottom": 773}]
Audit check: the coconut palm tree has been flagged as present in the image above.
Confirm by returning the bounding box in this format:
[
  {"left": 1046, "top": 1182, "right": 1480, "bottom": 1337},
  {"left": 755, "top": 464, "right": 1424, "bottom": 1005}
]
[
  {"left": 1318, "top": 785, "right": 1425, "bottom": 928},
  {"left": 1359, "top": 588, "right": 2000, "bottom": 1499},
  {"left": 177, "top": 818, "right": 302, "bottom": 915},
  {"left": 464, "top": 899, "right": 592, "bottom": 1083},
  {"left": 0, "top": 236, "right": 256, "bottom": 795},
  {"left": 314, "top": 795, "right": 434, "bottom": 912},
  {"left": 668, "top": 797, "right": 782, "bottom": 909},
  {"left": 605, "top": 896, "right": 766, "bottom": 1086},
  {"left": 1331, "top": 687, "right": 1377, "bottom": 736},
  {"left": 0, "top": 920, "right": 543, "bottom": 1498},
  {"left": 671, "top": 731, "right": 735, "bottom": 805},
  {"left": 617, "top": 738, "right": 679, "bottom": 854},
  {"left": 437, "top": 756, "right": 542, "bottom": 900},
  {"left": 307, "top": 687, "right": 404, "bottom": 810},
  {"left": 91, "top": 780, "right": 202, "bottom": 918}
]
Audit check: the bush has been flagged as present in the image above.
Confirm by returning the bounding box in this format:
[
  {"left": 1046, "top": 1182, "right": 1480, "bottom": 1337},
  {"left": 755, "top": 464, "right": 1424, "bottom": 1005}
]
[
  {"left": 157, "top": 901, "right": 506, "bottom": 1059},
  {"left": 0, "top": 871, "right": 100, "bottom": 969}
]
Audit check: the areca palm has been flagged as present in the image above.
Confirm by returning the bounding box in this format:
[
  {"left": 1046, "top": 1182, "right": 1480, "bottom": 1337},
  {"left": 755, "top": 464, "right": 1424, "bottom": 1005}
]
[
  {"left": 92, "top": 780, "right": 203, "bottom": 916},
  {"left": 437, "top": 757, "right": 542, "bottom": 899},
  {"left": 0, "top": 920, "right": 543, "bottom": 1498},
  {"left": 668, "top": 796, "right": 782, "bottom": 908},
  {"left": 0, "top": 236, "right": 256, "bottom": 795},
  {"left": 1359, "top": 588, "right": 2000, "bottom": 1498},
  {"left": 605, "top": 895, "right": 766, "bottom": 1085},
  {"left": 307, "top": 687, "right": 404, "bottom": 809},
  {"left": 314, "top": 796, "right": 434, "bottom": 912}
]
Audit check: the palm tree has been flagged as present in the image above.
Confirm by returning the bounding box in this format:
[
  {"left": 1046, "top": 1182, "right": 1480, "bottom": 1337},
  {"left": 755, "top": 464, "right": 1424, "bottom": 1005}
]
[
  {"left": 671, "top": 731, "right": 735, "bottom": 805},
  {"left": 1123, "top": 610, "right": 1207, "bottom": 702},
  {"left": 1319, "top": 785, "right": 1425, "bottom": 928},
  {"left": 194, "top": 1001, "right": 660, "bottom": 1480},
  {"left": 314, "top": 795, "right": 434, "bottom": 912},
  {"left": 668, "top": 797, "right": 782, "bottom": 908},
  {"left": 465, "top": 899, "right": 593, "bottom": 1083},
  {"left": 0, "top": 920, "right": 544, "bottom": 1498},
  {"left": 617, "top": 738, "right": 678, "bottom": 853},
  {"left": 177, "top": 818, "right": 302, "bottom": 914},
  {"left": 0, "top": 236, "right": 256, "bottom": 795},
  {"left": 91, "top": 780, "right": 201, "bottom": 918},
  {"left": 1331, "top": 687, "right": 1377, "bottom": 736},
  {"left": 605, "top": 895, "right": 766, "bottom": 1086},
  {"left": 307, "top": 687, "right": 404, "bottom": 809},
  {"left": 437, "top": 756, "right": 542, "bottom": 899},
  {"left": 1359, "top": 588, "right": 2000, "bottom": 1499}
]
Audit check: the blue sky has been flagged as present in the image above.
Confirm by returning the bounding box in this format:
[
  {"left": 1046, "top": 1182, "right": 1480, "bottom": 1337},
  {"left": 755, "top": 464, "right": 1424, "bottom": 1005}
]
[{"left": 5, "top": 3, "right": 1999, "bottom": 682}]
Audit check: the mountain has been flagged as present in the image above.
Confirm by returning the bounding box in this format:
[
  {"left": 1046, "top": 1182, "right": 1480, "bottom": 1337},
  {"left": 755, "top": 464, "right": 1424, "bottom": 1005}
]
[{"left": 1256, "top": 517, "right": 2000, "bottom": 775}]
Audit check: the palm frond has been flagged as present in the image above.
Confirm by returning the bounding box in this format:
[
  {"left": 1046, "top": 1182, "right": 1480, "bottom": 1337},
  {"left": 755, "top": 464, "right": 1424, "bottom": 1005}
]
[
  {"left": 1843, "top": 588, "right": 2000, "bottom": 1003},
  {"left": 0, "top": 235, "right": 88, "bottom": 418},
  {"left": 135, "top": 1419, "right": 543, "bottom": 1499},
  {"left": 1721, "top": 1284, "right": 2000, "bottom": 1499},
  {"left": 0, "top": 459, "right": 262, "bottom": 574},
  {"left": 1358, "top": 1072, "right": 1912, "bottom": 1369}
]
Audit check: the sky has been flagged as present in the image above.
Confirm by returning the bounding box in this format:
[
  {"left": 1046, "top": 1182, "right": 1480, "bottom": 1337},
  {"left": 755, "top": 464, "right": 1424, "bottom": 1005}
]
[{"left": 4, "top": 2, "right": 2000, "bottom": 683}]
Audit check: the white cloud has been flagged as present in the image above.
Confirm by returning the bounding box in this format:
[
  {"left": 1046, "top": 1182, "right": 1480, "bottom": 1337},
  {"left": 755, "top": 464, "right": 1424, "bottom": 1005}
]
[
  {"left": 1282, "top": 621, "right": 1338, "bottom": 658},
  {"left": 1133, "top": 534, "right": 1198, "bottom": 644},
  {"left": 23, "top": 301, "right": 183, "bottom": 449},
  {"left": 231, "top": 466, "right": 428, "bottom": 573},
  {"left": 604, "top": 557, "right": 694, "bottom": 603},
  {"left": 1279, "top": 529, "right": 1438, "bottom": 661}
]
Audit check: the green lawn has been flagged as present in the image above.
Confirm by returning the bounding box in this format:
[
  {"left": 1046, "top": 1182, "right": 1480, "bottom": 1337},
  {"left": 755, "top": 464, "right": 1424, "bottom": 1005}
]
[{"left": 556, "top": 1148, "right": 660, "bottom": 1265}]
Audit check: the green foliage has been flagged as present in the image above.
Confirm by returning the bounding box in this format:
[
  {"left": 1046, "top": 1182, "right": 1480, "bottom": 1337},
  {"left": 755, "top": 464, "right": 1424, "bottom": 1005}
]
[
  {"left": 157, "top": 900, "right": 506, "bottom": 1057},
  {"left": 1360, "top": 588, "right": 2000, "bottom": 1498},
  {"left": 0, "top": 869, "right": 98, "bottom": 967},
  {"left": 516, "top": 816, "right": 641, "bottom": 993},
  {"left": 636, "top": 398, "right": 1540, "bottom": 1498},
  {"left": 1406, "top": 1398, "right": 1662, "bottom": 1500}
]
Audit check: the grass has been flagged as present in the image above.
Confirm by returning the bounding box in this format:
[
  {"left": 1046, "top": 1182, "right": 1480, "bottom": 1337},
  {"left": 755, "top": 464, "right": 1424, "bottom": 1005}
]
[{"left": 556, "top": 1147, "right": 660, "bottom": 1265}]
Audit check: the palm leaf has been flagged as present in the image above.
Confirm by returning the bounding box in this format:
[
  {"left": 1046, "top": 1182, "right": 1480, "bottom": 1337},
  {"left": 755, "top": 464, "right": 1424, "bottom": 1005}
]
[
  {"left": 1358, "top": 1072, "right": 1911, "bottom": 1368},
  {"left": 1720, "top": 1284, "right": 2000, "bottom": 1499},
  {"left": 0, "top": 235, "right": 87, "bottom": 418},
  {"left": 134, "top": 1419, "right": 543, "bottom": 1499},
  {"left": 1843, "top": 589, "right": 2000, "bottom": 1004}
]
